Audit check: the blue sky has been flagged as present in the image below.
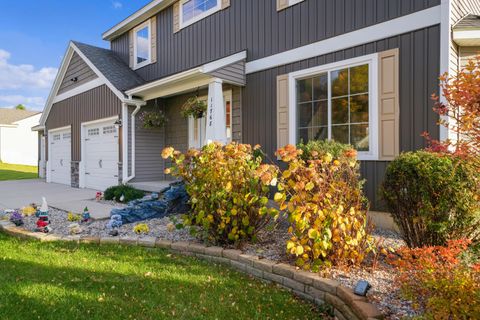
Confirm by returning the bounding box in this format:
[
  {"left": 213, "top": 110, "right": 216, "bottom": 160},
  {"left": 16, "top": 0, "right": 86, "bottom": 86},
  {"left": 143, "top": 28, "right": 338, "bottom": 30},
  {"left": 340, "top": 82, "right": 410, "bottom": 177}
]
[{"left": 0, "top": 0, "right": 151, "bottom": 111}]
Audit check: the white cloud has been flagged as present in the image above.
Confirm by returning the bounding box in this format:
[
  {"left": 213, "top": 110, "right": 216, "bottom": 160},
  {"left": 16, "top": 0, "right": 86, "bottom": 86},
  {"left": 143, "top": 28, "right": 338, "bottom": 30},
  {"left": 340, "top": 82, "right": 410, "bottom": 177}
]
[
  {"left": 0, "top": 95, "right": 46, "bottom": 110},
  {"left": 0, "top": 49, "right": 57, "bottom": 90},
  {"left": 112, "top": 1, "right": 123, "bottom": 9}
]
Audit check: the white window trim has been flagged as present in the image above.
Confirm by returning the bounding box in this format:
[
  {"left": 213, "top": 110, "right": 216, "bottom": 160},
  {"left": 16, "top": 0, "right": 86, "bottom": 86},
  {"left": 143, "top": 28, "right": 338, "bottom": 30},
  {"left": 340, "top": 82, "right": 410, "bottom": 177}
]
[
  {"left": 133, "top": 20, "right": 152, "bottom": 70},
  {"left": 288, "top": 0, "right": 304, "bottom": 6},
  {"left": 288, "top": 53, "right": 379, "bottom": 161},
  {"left": 179, "top": 0, "right": 221, "bottom": 30}
]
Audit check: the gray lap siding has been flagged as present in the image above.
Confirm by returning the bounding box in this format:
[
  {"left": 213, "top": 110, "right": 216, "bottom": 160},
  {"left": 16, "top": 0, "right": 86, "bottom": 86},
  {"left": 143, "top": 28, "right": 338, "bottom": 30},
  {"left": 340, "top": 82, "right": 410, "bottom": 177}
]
[{"left": 242, "top": 25, "right": 441, "bottom": 210}]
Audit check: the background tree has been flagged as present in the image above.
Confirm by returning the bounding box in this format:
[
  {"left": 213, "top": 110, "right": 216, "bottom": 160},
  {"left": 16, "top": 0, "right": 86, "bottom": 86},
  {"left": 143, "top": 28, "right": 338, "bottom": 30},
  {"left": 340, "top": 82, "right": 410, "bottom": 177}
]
[{"left": 13, "top": 104, "right": 26, "bottom": 110}]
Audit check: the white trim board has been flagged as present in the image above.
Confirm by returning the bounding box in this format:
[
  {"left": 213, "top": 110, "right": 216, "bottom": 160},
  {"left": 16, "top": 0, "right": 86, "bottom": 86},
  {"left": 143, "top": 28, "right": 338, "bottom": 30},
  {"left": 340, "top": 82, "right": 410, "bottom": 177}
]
[
  {"left": 52, "top": 78, "right": 104, "bottom": 104},
  {"left": 246, "top": 5, "right": 442, "bottom": 74},
  {"left": 288, "top": 53, "right": 379, "bottom": 161}
]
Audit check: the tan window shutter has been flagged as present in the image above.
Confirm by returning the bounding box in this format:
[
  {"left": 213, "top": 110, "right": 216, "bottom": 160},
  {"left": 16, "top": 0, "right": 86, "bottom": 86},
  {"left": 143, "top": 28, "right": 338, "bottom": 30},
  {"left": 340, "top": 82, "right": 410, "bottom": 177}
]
[
  {"left": 221, "top": 0, "right": 230, "bottom": 9},
  {"left": 129, "top": 29, "right": 134, "bottom": 68},
  {"left": 277, "top": 74, "right": 290, "bottom": 151},
  {"left": 150, "top": 16, "right": 157, "bottom": 63},
  {"left": 173, "top": 1, "right": 180, "bottom": 33},
  {"left": 277, "top": 0, "right": 289, "bottom": 11},
  {"left": 378, "top": 49, "right": 400, "bottom": 160}
]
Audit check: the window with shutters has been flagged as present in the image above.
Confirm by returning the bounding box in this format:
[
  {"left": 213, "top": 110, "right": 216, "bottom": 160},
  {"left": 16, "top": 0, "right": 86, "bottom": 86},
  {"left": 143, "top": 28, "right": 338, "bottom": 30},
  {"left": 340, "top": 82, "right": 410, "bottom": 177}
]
[
  {"left": 289, "top": 54, "right": 380, "bottom": 160},
  {"left": 180, "top": 0, "right": 221, "bottom": 28},
  {"left": 133, "top": 20, "right": 151, "bottom": 69}
]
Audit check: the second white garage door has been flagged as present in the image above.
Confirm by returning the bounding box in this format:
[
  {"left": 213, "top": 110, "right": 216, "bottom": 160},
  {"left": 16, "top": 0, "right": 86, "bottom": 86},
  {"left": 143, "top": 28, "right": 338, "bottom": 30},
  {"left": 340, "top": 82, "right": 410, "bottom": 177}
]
[
  {"left": 84, "top": 121, "right": 119, "bottom": 191},
  {"left": 50, "top": 128, "right": 71, "bottom": 185}
]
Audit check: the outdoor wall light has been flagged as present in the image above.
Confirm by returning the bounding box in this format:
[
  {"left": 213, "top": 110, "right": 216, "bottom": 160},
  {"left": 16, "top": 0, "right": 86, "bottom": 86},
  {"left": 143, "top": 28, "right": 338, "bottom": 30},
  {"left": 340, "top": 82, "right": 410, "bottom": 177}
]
[
  {"left": 114, "top": 119, "right": 122, "bottom": 128},
  {"left": 70, "top": 77, "right": 78, "bottom": 82},
  {"left": 354, "top": 280, "right": 371, "bottom": 296}
]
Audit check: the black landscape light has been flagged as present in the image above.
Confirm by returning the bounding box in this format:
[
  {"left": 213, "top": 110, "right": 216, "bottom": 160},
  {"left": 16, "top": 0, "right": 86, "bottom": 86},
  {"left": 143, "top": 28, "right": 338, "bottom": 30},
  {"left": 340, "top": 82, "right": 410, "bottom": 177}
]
[{"left": 354, "top": 280, "right": 371, "bottom": 296}]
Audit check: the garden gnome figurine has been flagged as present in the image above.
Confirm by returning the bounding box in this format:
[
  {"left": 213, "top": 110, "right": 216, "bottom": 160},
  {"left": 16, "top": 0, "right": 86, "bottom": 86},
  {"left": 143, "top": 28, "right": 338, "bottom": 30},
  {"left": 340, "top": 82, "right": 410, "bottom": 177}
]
[
  {"left": 82, "top": 207, "right": 91, "bottom": 223},
  {"left": 34, "top": 197, "right": 50, "bottom": 232}
]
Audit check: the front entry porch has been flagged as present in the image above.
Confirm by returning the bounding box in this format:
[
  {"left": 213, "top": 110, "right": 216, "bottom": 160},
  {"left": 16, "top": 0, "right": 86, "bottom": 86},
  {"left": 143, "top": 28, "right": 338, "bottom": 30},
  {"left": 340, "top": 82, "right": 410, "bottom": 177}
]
[{"left": 121, "top": 51, "right": 246, "bottom": 186}]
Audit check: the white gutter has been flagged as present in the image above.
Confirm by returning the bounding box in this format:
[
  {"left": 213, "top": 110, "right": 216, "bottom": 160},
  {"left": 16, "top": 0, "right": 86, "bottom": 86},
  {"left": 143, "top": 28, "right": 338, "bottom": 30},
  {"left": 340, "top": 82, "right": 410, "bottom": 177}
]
[{"left": 123, "top": 104, "right": 143, "bottom": 183}]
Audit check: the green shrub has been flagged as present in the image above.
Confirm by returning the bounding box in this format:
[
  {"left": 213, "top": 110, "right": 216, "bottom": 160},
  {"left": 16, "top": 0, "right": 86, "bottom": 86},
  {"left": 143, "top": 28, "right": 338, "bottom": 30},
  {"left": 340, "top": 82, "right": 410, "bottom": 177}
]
[
  {"left": 262, "top": 144, "right": 374, "bottom": 270},
  {"left": 382, "top": 151, "right": 480, "bottom": 247},
  {"left": 162, "top": 143, "right": 279, "bottom": 245},
  {"left": 104, "top": 185, "right": 145, "bottom": 203}
]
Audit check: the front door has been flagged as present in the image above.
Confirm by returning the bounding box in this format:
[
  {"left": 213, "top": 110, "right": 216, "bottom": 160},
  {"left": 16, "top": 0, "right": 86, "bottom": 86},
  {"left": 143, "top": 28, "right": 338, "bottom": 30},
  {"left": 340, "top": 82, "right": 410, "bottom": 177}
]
[{"left": 188, "top": 91, "right": 232, "bottom": 149}]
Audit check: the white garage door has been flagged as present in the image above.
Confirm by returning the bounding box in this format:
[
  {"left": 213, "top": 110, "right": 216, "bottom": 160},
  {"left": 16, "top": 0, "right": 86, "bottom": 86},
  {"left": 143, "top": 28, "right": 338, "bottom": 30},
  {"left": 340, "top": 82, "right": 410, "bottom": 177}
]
[
  {"left": 84, "top": 122, "right": 119, "bottom": 191},
  {"left": 50, "top": 129, "right": 71, "bottom": 185}
]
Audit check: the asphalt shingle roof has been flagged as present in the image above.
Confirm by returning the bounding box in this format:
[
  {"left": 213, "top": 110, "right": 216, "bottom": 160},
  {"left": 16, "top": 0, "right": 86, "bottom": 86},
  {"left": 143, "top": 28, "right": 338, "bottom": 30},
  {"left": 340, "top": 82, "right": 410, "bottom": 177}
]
[
  {"left": 0, "top": 109, "right": 40, "bottom": 125},
  {"left": 72, "top": 41, "right": 145, "bottom": 93},
  {"left": 454, "top": 14, "right": 480, "bottom": 30}
]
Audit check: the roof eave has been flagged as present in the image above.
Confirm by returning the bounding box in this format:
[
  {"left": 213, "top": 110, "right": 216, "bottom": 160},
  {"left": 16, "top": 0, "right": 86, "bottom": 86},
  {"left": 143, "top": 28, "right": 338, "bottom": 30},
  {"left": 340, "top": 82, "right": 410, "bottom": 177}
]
[{"left": 103, "top": 0, "right": 176, "bottom": 41}]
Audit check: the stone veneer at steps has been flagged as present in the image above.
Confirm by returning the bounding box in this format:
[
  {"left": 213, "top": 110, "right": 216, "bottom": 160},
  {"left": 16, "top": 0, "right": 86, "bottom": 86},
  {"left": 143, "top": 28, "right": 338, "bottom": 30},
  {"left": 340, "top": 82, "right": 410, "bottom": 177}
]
[{"left": 0, "top": 220, "right": 383, "bottom": 320}]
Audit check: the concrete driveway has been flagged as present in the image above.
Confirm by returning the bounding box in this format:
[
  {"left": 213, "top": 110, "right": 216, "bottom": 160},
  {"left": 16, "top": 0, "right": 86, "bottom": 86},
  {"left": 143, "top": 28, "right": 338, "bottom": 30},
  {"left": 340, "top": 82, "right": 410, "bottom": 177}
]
[{"left": 0, "top": 179, "right": 116, "bottom": 219}]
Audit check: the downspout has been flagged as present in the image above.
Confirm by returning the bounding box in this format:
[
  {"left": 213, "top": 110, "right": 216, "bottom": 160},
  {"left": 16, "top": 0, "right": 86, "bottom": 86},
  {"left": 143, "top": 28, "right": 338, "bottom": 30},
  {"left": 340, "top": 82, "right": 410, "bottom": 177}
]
[{"left": 123, "top": 103, "right": 142, "bottom": 183}]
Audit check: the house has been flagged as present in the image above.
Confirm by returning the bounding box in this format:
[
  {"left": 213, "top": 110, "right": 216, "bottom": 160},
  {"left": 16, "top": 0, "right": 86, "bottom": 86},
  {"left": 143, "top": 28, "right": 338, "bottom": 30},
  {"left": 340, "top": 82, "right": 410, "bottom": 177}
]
[
  {"left": 0, "top": 109, "right": 41, "bottom": 167},
  {"left": 36, "top": 0, "right": 480, "bottom": 210}
]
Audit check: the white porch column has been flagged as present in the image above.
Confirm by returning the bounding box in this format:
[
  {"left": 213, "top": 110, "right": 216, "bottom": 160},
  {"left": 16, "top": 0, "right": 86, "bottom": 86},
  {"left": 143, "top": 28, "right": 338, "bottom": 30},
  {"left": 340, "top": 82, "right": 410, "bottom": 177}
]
[{"left": 205, "top": 78, "right": 227, "bottom": 145}]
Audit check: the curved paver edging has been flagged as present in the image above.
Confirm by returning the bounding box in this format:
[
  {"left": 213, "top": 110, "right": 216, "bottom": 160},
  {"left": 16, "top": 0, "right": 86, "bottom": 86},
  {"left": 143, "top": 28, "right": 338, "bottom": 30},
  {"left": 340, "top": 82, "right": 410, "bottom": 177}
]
[{"left": 0, "top": 220, "right": 383, "bottom": 320}]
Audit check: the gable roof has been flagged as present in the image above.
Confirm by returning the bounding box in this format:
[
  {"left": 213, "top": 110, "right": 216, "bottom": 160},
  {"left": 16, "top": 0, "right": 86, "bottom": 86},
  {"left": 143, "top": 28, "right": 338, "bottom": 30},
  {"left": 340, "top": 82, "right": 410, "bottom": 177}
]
[
  {"left": 39, "top": 41, "right": 146, "bottom": 127},
  {"left": 454, "top": 14, "right": 480, "bottom": 30},
  {"left": 72, "top": 42, "right": 145, "bottom": 92},
  {"left": 0, "top": 109, "right": 40, "bottom": 125}
]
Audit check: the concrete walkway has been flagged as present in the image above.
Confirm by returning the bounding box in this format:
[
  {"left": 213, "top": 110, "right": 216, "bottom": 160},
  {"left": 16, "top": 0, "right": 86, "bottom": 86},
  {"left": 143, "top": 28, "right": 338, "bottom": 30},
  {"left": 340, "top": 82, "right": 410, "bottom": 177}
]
[{"left": 0, "top": 179, "right": 116, "bottom": 219}]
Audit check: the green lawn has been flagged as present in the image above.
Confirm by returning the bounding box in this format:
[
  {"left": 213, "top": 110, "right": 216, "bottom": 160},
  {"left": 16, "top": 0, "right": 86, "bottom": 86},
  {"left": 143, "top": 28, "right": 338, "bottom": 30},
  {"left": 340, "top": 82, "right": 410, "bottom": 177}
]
[
  {"left": 0, "top": 234, "right": 323, "bottom": 320},
  {"left": 0, "top": 162, "right": 38, "bottom": 181}
]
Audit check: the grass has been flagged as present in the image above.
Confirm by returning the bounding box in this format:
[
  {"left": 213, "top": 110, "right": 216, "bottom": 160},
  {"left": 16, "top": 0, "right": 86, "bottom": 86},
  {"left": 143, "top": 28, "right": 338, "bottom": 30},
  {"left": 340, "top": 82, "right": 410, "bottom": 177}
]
[
  {"left": 0, "top": 234, "right": 324, "bottom": 320},
  {"left": 0, "top": 162, "right": 38, "bottom": 181}
]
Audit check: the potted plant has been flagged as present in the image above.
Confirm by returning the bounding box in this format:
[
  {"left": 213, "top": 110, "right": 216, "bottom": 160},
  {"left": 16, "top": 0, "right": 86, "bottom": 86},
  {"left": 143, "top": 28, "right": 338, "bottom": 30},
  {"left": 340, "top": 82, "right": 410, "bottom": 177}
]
[
  {"left": 181, "top": 96, "right": 207, "bottom": 119},
  {"left": 139, "top": 110, "right": 168, "bottom": 129}
]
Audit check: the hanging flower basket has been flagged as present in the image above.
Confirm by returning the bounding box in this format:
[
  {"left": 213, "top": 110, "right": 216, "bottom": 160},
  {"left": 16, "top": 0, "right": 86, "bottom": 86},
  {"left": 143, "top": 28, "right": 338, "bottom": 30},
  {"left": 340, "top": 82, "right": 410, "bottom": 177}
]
[
  {"left": 181, "top": 96, "right": 207, "bottom": 119},
  {"left": 139, "top": 110, "right": 168, "bottom": 129}
]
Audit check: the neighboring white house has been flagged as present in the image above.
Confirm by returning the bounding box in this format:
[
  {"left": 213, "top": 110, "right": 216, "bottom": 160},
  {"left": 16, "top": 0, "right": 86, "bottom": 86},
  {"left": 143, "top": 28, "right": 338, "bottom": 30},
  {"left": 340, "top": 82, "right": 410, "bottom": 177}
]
[{"left": 0, "top": 109, "right": 41, "bottom": 166}]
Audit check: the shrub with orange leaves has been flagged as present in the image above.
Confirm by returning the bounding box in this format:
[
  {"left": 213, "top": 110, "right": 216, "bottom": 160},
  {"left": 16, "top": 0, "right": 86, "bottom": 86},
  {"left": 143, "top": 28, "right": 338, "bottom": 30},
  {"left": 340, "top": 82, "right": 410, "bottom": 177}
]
[
  {"left": 162, "top": 142, "right": 278, "bottom": 245},
  {"left": 259, "top": 142, "right": 374, "bottom": 270},
  {"left": 389, "top": 239, "right": 480, "bottom": 319},
  {"left": 425, "top": 56, "right": 480, "bottom": 156}
]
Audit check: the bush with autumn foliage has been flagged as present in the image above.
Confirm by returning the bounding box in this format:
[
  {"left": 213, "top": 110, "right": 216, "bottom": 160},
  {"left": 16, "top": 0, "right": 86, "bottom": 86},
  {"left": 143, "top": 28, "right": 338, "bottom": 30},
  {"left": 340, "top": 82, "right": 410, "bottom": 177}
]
[
  {"left": 258, "top": 142, "right": 374, "bottom": 270},
  {"left": 162, "top": 143, "right": 278, "bottom": 245},
  {"left": 389, "top": 240, "right": 480, "bottom": 319}
]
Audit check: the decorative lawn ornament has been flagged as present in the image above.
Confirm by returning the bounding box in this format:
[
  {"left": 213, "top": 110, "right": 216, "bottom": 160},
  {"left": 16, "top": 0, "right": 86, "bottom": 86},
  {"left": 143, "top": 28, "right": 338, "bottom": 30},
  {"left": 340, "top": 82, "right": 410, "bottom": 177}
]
[
  {"left": 133, "top": 223, "right": 149, "bottom": 235},
  {"left": 119, "top": 194, "right": 125, "bottom": 202},
  {"left": 68, "top": 223, "right": 83, "bottom": 235},
  {"left": 22, "top": 206, "right": 37, "bottom": 216},
  {"left": 106, "top": 214, "right": 123, "bottom": 230},
  {"left": 9, "top": 211, "right": 24, "bottom": 226},
  {"left": 67, "top": 212, "right": 82, "bottom": 222},
  {"left": 109, "top": 229, "right": 119, "bottom": 237},
  {"left": 82, "top": 207, "right": 91, "bottom": 223},
  {"left": 96, "top": 192, "right": 103, "bottom": 201}
]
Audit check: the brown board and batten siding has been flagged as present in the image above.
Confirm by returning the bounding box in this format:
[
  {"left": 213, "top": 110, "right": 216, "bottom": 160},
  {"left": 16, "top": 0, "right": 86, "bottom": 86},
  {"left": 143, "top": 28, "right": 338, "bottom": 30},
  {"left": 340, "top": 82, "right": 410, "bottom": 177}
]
[
  {"left": 243, "top": 25, "right": 441, "bottom": 210},
  {"left": 111, "top": 0, "right": 440, "bottom": 83},
  {"left": 45, "top": 85, "right": 122, "bottom": 161},
  {"left": 57, "top": 52, "right": 98, "bottom": 95}
]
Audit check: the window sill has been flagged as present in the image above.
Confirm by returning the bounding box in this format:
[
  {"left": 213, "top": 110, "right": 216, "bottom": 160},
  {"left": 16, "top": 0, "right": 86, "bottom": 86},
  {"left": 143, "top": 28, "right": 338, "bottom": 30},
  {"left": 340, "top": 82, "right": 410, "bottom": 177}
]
[{"left": 133, "top": 60, "right": 152, "bottom": 70}]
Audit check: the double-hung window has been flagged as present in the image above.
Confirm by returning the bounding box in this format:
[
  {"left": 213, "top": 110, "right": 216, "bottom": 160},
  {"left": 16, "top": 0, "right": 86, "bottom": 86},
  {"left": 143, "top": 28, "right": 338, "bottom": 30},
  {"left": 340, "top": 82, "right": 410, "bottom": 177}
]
[
  {"left": 133, "top": 20, "right": 151, "bottom": 69},
  {"left": 290, "top": 55, "right": 378, "bottom": 160},
  {"left": 180, "top": 0, "right": 221, "bottom": 28}
]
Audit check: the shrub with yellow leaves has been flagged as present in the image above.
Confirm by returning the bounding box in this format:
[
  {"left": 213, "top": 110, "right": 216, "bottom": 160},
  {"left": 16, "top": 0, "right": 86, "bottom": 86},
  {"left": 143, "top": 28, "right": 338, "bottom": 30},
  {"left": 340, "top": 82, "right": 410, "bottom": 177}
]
[
  {"left": 260, "top": 142, "right": 374, "bottom": 270},
  {"left": 162, "top": 142, "right": 279, "bottom": 245}
]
